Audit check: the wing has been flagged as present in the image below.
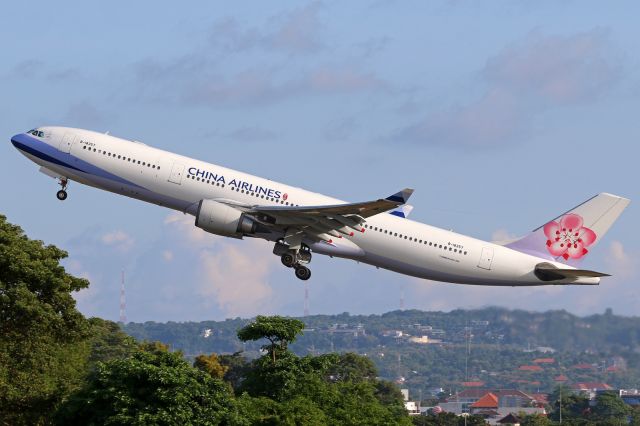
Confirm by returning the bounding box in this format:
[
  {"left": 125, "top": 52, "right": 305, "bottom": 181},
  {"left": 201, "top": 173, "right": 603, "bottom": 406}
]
[{"left": 217, "top": 188, "right": 413, "bottom": 244}]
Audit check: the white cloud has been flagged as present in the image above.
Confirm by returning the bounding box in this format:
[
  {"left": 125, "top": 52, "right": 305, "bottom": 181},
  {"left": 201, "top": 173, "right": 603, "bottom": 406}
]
[
  {"left": 101, "top": 230, "right": 135, "bottom": 252},
  {"left": 392, "top": 28, "right": 620, "bottom": 148},
  {"left": 163, "top": 212, "right": 277, "bottom": 317},
  {"left": 209, "top": 2, "right": 325, "bottom": 54},
  {"left": 605, "top": 240, "right": 635, "bottom": 280},
  {"left": 162, "top": 250, "right": 174, "bottom": 262},
  {"left": 491, "top": 228, "right": 518, "bottom": 243},
  {"left": 164, "top": 212, "right": 214, "bottom": 246},
  {"left": 198, "top": 239, "right": 275, "bottom": 318}
]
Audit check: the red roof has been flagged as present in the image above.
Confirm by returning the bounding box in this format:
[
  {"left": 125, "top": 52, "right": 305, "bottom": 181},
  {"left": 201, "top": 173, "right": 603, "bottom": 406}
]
[
  {"left": 555, "top": 374, "right": 569, "bottom": 382},
  {"left": 606, "top": 366, "right": 619, "bottom": 373},
  {"left": 533, "top": 357, "right": 555, "bottom": 364},
  {"left": 519, "top": 365, "right": 543, "bottom": 372},
  {"left": 572, "top": 363, "right": 595, "bottom": 370},
  {"left": 532, "top": 393, "right": 549, "bottom": 404},
  {"left": 470, "top": 392, "right": 499, "bottom": 408},
  {"left": 462, "top": 381, "right": 486, "bottom": 387},
  {"left": 451, "top": 389, "right": 489, "bottom": 399},
  {"left": 573, "top": 382, "right": 612, "bottom": 391}
]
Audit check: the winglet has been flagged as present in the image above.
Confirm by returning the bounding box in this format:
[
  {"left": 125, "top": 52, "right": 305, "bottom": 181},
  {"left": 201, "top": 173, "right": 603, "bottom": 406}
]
[{"left": 386, "top": 188, "right": 414, "bottom": 204}]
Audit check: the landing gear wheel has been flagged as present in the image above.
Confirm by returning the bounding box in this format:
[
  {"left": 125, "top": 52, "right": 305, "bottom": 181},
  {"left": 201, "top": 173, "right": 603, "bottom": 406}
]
[
  {"left": 281, "top": 253, "right": 296, "bottom": 268},
  {"left": 294, "top": 265, "right": 311, "bottom": 281},
  {"left": 56, "top": 190, "right": 68, "bottom": 201}
]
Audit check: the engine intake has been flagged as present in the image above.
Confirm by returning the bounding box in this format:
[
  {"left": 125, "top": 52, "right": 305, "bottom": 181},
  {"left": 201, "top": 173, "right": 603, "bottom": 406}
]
[{"left": 195, "top": 199, "right": 257, "bottom": 238}]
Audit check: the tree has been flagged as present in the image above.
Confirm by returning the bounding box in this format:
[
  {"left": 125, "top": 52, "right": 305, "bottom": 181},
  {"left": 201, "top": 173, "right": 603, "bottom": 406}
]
[
  {"left": 219, "top": 351, "right": 251, "bottom": 391},
  {"left": 592, "top": 391, "right": 630, "bottom": 423},
  {"left": 549, "top": 385, "right": 590, "bottom": 421},
  {"left": 411, "top": 412, "right": 487, "bottom": 425},
  {"left": 194, "top": 353, "right": 228, "bottom": 380},
  {"left": 0, "top": 214, "right": 91, "bottom": 424},
  {"left": 55, "top": 348, "right": 243, "bottom": 425},
  {"left": 237, "top": 315, "right": 305, "bottom": 363},
  {"left": 521, "top": 413, "right": 551, "bottom": 426}
]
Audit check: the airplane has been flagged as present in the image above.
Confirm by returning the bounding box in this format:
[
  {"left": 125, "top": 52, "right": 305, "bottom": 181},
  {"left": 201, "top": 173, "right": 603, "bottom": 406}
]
[{"left": 11, "top": 127, "right": 630, "bottom": 285}]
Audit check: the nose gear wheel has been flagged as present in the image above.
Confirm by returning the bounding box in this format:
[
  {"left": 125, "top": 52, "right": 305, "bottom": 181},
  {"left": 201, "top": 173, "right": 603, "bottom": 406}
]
[{"left": 56, "top": 178, "right": 69, "bottom": 201}]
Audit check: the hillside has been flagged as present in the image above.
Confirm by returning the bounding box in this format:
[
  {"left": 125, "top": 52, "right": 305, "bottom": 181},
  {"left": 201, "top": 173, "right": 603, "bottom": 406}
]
[{"left": 123, "top": 307, "right": 640, "bottom": 397}]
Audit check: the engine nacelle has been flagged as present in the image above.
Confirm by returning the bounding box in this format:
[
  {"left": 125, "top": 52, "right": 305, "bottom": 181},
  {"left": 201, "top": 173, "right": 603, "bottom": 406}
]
[{"left": 195, "top": 199, "right": 257, "bottom": 238}]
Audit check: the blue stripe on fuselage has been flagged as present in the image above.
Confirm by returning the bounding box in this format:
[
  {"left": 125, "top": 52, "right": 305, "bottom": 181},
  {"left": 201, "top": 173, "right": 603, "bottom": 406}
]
[{"left": 11, "top": 133, "right": 145, "bottom": 189}]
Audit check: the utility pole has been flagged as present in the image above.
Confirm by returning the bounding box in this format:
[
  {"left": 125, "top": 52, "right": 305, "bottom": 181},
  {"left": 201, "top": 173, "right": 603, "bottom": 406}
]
[
  {"left": 559, "top": 386, "right": 562, "bottom": 424},
  {"left": 119, "top": 270, "right": 127, "bottom": 324}
]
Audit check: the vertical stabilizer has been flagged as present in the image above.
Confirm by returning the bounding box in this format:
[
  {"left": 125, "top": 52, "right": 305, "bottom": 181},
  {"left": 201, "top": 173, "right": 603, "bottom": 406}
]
[{"left": 505, "top": 193, "right": 630, "bottom": 264}]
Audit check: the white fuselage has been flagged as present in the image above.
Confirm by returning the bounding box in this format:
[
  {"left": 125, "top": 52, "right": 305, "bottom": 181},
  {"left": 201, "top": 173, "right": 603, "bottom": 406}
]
[{"left": 11, "top": 127, "right": 596, "bottom": 286}]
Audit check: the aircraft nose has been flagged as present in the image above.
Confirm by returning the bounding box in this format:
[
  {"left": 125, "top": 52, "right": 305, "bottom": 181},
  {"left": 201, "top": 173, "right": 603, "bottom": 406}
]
[{"left": 10, "top": 134, "right": 21, "bottom": 148}]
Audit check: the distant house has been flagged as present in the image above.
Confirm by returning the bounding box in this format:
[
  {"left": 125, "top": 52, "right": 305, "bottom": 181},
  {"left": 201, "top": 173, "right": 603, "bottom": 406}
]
[
  {"left": 469, "top": 392, "right": 499, "bottom": 415},
  {"left": 442, "top": 389, "right": 546, "bottom": 419},
  {"left": 533, "top": 357, "right": 555, "bottom": 364},
  {"left": 572, "top": 363, "right": 595, "bottom": 370},
  {"left": 462, "top": 381, "right": 486, "bottom": 387},
  {"left": 531, "top": 393, "right": 549, "bottom": 406},
  {"left": 497, "top": 413, "right": 521, "bottom": 425},
  {"left": 572, "top": 382, "right": 613, "bottom": 399},
  {"left": 554, "top": 374, "right": 569, "bottom": 382},
  {"left": 401, "top": 388, "right": 420, "bottom": 415},
  {"left": 573, "top": 382, "right": 612, "bottom": 391},
  {"left": 518, "top": 365, "right": 543, "bottom": 372}
]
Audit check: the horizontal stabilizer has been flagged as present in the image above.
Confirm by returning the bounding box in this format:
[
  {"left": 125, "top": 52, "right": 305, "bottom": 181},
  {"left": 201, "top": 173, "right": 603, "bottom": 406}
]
[{"left": 534, "top": 262, "right": 609, "bottom": 282}]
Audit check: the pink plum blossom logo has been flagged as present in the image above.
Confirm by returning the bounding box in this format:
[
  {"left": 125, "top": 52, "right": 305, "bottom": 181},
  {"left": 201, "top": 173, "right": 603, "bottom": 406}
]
[{"left": 543, "top": 213, "right": 596, "bottom": 260}]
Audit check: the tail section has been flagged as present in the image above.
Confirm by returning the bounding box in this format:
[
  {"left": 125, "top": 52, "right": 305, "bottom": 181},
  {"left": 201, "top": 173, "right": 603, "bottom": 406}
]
[{"left": 505, "top": 193, "right": 630, "bottom": 264}]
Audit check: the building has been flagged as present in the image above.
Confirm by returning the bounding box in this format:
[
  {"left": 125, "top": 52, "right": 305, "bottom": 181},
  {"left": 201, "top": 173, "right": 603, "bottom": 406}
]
[
  {"left": 400, "top": 389, "right": 420, "bottom": 415},
  {"left": 441, "top": 389, "right": 546, "bottom": 417}
]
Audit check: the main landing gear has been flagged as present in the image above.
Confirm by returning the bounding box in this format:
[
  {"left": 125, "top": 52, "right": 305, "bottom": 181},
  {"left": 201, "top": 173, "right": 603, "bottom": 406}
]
[
  {"left": 56, "top": 178, "right": 69, "bottom": 201},
  {"left": 274, "top": 241, "right": 312, "bottom": 281}
]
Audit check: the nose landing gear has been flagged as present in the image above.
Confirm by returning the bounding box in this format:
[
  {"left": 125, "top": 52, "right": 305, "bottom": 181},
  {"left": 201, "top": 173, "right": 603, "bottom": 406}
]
[
  {"left": 56, "top": 178, "right": 69, "bottom": 201},
  {"left": 274, "top": 240, "right": 313, "bottom": 281}
]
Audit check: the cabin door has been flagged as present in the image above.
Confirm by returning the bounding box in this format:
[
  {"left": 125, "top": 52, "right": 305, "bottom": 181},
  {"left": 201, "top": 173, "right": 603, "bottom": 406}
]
[
  {"left": 477, "top": 247, "right": 494, "bottom": 270},
  {"left": 59, "top": 133, "right": 76, "bottom": 153},
  {"left": 168, "top": 162, "right": 184, "bottom": 184}
]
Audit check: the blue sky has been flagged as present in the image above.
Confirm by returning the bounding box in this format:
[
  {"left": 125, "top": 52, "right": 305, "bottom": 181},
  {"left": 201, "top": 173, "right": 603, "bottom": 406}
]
[{"left": 2, "top": 1, "right": 638, "bottom": 322}]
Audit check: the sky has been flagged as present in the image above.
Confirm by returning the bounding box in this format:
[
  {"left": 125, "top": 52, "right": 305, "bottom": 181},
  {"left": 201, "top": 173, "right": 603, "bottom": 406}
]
[{"left": 2, "top": 1, "right": 638, "bottom": 322}]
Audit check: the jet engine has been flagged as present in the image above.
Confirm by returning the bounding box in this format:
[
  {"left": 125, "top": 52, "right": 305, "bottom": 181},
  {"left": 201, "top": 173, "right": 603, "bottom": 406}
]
[{"left": 195, "top": 199, "right": 257, "bottom": 238}]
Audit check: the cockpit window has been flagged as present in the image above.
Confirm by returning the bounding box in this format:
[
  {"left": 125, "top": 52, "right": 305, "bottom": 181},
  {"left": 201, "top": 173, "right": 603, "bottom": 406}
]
[{"left": 26, "top": 129, "right": 44, "bottom": 137}]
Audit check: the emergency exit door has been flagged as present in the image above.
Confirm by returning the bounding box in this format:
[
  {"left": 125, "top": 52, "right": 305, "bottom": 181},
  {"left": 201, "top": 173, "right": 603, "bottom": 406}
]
[
  {"left": 59, "top": 133, "right": 76, "bottom": 153},
  {"left": 477, "top": 247, "right": 494, "bottom": 270},
  {"left": 168, "top": 162, "right": 184, "bottom": 184}
]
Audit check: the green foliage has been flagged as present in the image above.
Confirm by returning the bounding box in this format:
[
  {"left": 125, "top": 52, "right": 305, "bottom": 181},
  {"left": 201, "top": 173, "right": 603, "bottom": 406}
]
[
  {"left": 238, "top": 335, "right": 411, "bottom": 425},
  {"left": 237, "top": 315, "right": 305, "bottom": 363},
  {"left": 0, "top": 214, "right": 91, "bottom": 425},
  {"left": 219, "top": 351, "right": 251, "bottom": 391},
  {"left": 520, "top": 413, "right": 551, "bottom": 426},
  {"left": 592, "top": 391, "right": 631, "bottom": 423},
  {"left": 123, "top": 307, "right": 640, "bottom": 395},
  {"left": 549, "top": 385, "right": 590, "bottom": 421},
  {"left": 194, "top": 353, "right": 229, "bottom": 379},
  {"left": 412, "top": 412, "right": 487, "bottom": 425},
  {"left": 55, "top": 349, "right": 242, "bottom": 425}
]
